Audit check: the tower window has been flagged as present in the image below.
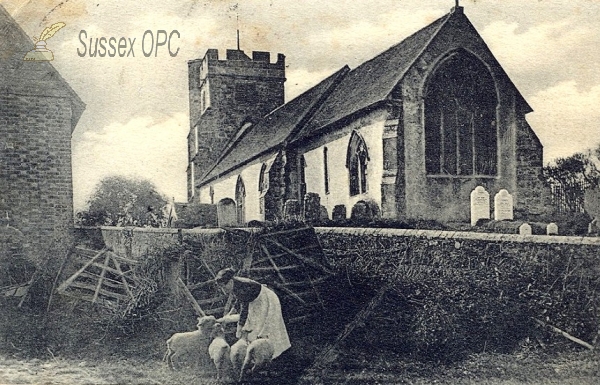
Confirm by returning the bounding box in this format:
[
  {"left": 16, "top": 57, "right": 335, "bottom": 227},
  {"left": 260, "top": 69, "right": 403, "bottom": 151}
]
[
  {"left": 346, "top": 132, "right": 369, "bottom": 196},
  {"left": 425, "top": 50, "right": 498, "bottom": 176}
]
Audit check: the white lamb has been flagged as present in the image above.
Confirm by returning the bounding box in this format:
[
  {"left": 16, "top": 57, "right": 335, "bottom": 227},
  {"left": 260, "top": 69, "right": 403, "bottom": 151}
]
[
  {"left": 208, "top": 322, "right": 231, "bottom": 380},
  {"left": 163, "top": 315, "right": 217, "bottom": 370},
  {"left": 240, "top": 336, "right": 274, "bottom": 382},
  {"left": 229, "top": 328, "right": 251, "bottom": 377}
]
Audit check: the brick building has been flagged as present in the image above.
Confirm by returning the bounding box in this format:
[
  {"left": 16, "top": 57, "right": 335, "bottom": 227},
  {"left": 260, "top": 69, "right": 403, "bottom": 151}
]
[
  {"left": 187, "top": 6, "right": 550, "bottom": 224},
  {"left": 0, "top": 6, "right": 85, "bottom": 262}
]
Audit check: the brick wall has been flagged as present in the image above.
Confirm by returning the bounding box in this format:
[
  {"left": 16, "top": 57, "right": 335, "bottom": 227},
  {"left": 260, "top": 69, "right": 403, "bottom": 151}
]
[{"left": 0, "top": 93, "right": 75, "bottom": 263}]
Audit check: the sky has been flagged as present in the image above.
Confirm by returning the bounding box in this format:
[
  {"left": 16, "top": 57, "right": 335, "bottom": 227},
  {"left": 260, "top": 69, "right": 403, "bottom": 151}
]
[{"left": 4, "top": 0, "right": 600, "bottom": 211}]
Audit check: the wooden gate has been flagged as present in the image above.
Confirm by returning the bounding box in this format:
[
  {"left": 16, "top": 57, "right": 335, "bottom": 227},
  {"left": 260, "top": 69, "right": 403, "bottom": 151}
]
[
  {"left": 184, "top": 226, "right": 334, "bottom": 324},
  {"left": 57, "top": 247, "right": 139, "bottom": 307}
]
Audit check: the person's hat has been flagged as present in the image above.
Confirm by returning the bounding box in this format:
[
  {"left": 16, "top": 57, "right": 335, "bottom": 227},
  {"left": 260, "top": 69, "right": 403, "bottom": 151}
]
[{"left": 214, "top": 267, "right": 235, "bottom": 283}]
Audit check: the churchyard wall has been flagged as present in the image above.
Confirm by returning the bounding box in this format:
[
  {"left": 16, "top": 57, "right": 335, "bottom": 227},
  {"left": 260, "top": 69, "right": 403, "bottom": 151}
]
[{"left": 73, "top": 224, "right": 600, "bottom": 359}]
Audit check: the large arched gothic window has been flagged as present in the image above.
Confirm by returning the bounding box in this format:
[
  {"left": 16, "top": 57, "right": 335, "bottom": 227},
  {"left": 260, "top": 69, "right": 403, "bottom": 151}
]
[
  {"left": 346, "top": 131, "right": 369, "bottom": 196},
  {"left": 235, "top": 175, "right": 246, "bottom": 225},
  {"left": 425, "top": 50, "right": 498, "bottom": 176}
]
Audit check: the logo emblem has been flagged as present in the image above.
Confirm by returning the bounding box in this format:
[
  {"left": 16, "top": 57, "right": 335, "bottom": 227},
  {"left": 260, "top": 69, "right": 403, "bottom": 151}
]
[{"left": 23, "top": 22, "right": 65, "bottom": 61}]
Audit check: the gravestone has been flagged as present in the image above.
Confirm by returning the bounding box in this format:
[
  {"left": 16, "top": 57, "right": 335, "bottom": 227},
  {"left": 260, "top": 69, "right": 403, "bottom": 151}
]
[
  {"left": 519, "top": 223, "right": 532, "bottom": 235},
  {"left": 351, "top": 201, "right": 371, "bottom": 222},
  {"left": 470, "top": 186, "right": 490, "bottom": 226},
  {"left": 283, "top": 199, "right": 301, "bottom": 221},
  {"left": 319, "top": 206, "right": 329, "bottom": 221},
  {"left": 546, "top": 222, "right": 558, "bottom": 236},
  {"left": 494, "top": 189, "right": 514, "bottom": 221},
  {"left": 584, "top": 188, "right": 600, "bottom": 234},
  {"left": 303, "top": 193, "right": 321, "bottom": 223},
  {"left": 217, "top": 198, "right": 237, "bottom": 227},
  {"left": 332, "top": 205, "right": 347, "bottom": 221}
]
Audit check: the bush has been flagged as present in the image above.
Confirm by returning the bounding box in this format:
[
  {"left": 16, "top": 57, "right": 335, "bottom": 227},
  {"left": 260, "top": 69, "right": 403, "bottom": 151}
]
[{"left": 320, "top": 233, "right": 600, "bottom": 362}]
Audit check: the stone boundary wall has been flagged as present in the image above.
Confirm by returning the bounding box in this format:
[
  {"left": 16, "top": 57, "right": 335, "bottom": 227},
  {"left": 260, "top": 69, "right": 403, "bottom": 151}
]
[
  {"left": 79, "top": 226, "right": 600, "bottom": 262},
  {"left": 314, "top": 227, "right": 600, "bottom": 246},
  {"left": 76, "top": 226, "right": 227, "bottom": 260}
]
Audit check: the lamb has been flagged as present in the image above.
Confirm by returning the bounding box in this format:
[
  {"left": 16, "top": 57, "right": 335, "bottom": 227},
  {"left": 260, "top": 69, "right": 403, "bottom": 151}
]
[
  {"left": 229, "top": 328, "right": 251, "bottom": 377},
  {"left": 208, "top": 322, "right": 231, "bottom": 380},
  {"left": 163, "top": 315, "right": 217, "bottom": 370},
  {"left": 239, "top": 336, "right": 274, "bottom": 382}
]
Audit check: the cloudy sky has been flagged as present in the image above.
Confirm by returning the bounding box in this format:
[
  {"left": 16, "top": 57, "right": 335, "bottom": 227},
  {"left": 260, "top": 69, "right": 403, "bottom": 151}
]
[{"left": 4, "top": 0, "right": 600, "bottom": 211}]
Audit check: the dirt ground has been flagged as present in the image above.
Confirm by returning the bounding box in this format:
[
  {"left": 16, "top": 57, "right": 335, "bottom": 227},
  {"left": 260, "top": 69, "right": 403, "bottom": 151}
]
[{"left": 0, "top": 349, "right": 597, "bottom": 385}]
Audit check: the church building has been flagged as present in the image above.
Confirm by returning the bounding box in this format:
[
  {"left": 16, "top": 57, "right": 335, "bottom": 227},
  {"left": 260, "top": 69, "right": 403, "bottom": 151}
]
[{"left": 187, "top": 5, "right": 549, "bottom": 224}]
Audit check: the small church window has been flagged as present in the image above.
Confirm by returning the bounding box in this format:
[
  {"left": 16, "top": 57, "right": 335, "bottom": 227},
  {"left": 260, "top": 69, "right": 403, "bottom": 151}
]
[
  {"left": 209, "top": 185, "right": 214, "bottom": 205},
  {"left": 324, "top": 147, "right": 330, "bottom": 195},
  {"left": 235, "top": 175, "right": 246, "bottom": 225},
  {"left": 347, "top": 131, "right": 369, "bottom": 196},
  {"left": 425, "top": 50, "right": 498, "bottom": 176}
]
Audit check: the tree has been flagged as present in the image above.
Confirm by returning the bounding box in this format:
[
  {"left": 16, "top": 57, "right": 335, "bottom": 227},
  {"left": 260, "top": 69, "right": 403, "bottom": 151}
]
[
  {"left": 544, "top": 152, "right": 600, "bottom": 213},
  {"left": 77, "top": 176, "right": 167, "bottom": 227}
]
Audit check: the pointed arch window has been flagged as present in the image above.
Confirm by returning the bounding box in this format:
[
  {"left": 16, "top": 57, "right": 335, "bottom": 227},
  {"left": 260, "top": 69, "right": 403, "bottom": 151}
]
[
  {"left": 346, "top": 131, "right": 369, "bottom": 196},
  {"left": 235, "top": 175, "right": 246, "bottom": 225},
  {"left": 424, "top": 50, "right": 498, "bottom": 176},
  {"left": 258, "top": 163, "right": 269, "bottom": 215}
]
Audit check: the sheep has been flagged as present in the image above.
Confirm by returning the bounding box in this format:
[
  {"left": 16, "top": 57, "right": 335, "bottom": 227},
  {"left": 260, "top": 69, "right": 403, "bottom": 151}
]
[
  {"left": 163, "top": 315, "right": 217, "bottom": 370},
  {"left": 239, "top": 336, "right": 274, "bottom": 382},
  {"left": 229, "top": 328, "right": 251, "bottom": 377},
  {"left": 208, "top": 323, "right": 231, "bottom": 380}
]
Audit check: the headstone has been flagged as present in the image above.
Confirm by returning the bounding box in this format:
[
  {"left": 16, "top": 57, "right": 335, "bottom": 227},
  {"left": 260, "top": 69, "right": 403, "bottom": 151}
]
[
  {"left": 494, "top": 189, "right": 514, "bottom": 221},
  {"left": 351, "top": 201, "right": 372, "bottom": 222},
  {"left": 365, "top": 200, "right": 381, "bottom": 220},
  {"left": 584, "top": 188, "right": 600, "bottom": 234},
  {"left": 319, "top": 205, "right": 329, "bottom": 221},
  {"left": 332, "top": 205, "right": 347, "bottom": 221},
  {"left": 303, "top": 193, "right": 321, "bottom": 223},
  {"left": 283, "top": 199, "right": 301, "bottom": 221},
  {"left": 519, "top": 223, "right": 532, "bottom": 235},
  {"left": 217, "top": 198, "right": 237, "bottom": 227},
  {"left": 470, "top": 186, "right": 490, "bottom": 226},
  {"left": 546, "top": 222, "right": 558, "bottom": 236}
]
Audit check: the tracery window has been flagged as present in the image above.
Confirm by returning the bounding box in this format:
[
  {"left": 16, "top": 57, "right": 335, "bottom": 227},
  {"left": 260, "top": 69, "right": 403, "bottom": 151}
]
[
  {"left": 346, "top": 131, "right": 369, "bottom": 196},
  {"left": 424, "top": 50, "right": 498, "bottom": 176}
]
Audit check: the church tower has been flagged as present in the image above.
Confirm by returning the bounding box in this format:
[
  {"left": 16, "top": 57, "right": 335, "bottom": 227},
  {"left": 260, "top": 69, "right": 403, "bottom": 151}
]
[{"left": 187, "top": 49, "right": 286, "bottom": 201}]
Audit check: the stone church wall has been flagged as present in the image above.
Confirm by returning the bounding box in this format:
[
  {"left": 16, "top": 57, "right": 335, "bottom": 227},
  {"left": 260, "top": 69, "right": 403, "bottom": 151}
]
[
  {"left": 515, "top": 116, "right": 552, "bottom": 217},
  {"left": 198, "top": 154, "right": 276, "bottom": 223},
  {"left": 302, "top": 110, "right": 385, "bottom": 219},
  {"left": 399, "top": 10, "right": 529, "bottom": 223}
]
